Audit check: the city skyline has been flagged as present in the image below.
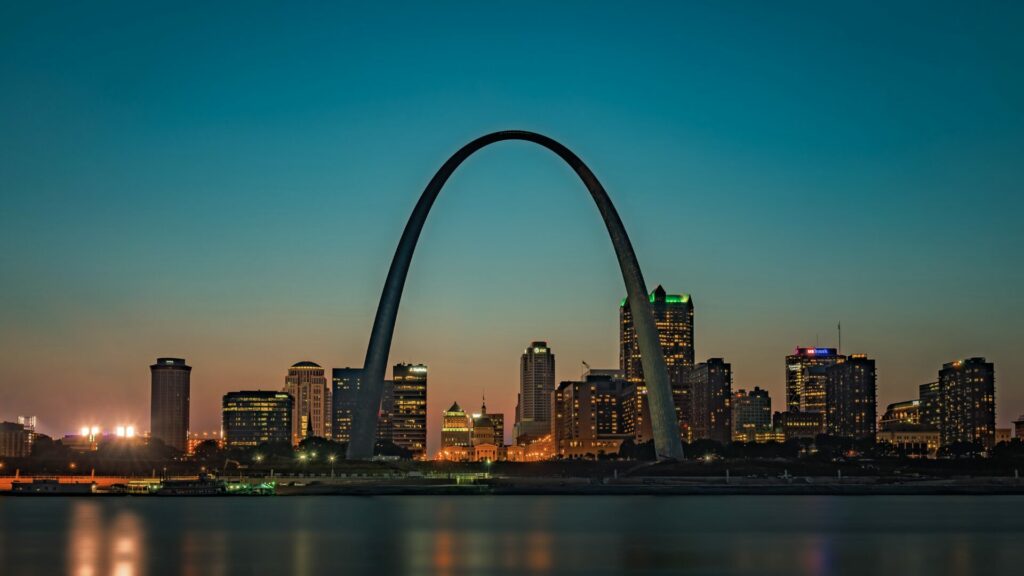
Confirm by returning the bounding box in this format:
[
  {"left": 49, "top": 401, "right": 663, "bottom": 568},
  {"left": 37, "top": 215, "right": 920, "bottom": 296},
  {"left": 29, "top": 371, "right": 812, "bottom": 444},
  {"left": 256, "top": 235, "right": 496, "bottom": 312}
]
[{"left": 2, "top": 3, "right": 1023, "bottom": 456}]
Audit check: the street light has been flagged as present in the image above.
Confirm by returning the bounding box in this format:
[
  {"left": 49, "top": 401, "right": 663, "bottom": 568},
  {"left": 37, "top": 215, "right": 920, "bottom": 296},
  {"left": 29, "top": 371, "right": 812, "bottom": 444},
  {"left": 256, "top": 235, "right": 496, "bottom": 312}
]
[{"left": 328, "top": 454, "right": 336, "bottom": 478}]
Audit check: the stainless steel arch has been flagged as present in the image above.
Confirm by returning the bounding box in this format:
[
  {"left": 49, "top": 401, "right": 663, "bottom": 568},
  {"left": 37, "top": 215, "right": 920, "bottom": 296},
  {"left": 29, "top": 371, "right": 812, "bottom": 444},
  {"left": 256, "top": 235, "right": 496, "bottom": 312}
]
[{"left": 346, "top": 130, "right": 683, "bottom": 460}]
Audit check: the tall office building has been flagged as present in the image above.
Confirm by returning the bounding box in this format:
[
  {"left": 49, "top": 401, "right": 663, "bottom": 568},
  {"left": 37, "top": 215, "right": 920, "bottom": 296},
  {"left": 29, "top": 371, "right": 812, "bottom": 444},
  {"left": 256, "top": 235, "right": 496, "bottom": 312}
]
[
  {"left": 732, "top": 387, "right": 772, "bottom": 442},
  {"left": 553, "top": 371, "right": 631, "bottom": 457},
  {"left": 785, "top": 347, "right": 840, "bottom": 415},
  {"left": 686, "top": 358, "right": 732, "bottom": 443},
  {"left": 150, "top": 357, "right": 191, "bottom": 452},
  {"left": 392, "top": 363, "right": 428, "bottom": 457},
  {"left": 222, "top": 391, "right": 293, "bottom": 449},
  {"left": 620, "top": 285, "right": 694, "bottom": 441},
  {"left": 377, "top": 379, "right": 395, "bottom": 443},
  {"left": 283, "top": 361, "right": 330, "bottom": 444},
  {"left": 825, "top": 354, "right": 877, "bottom": 439},
  {"left": 937, "top": 358, "right": 996, "bottom": 449},
  {"left": 918, "top": 381, "right": 942, "bottom": 431},
  {"left": 441, "top": 402, "right": 471, "bottom": 448},
  {"left": 517, "top": 341, "right": 555, "bottom": 439},
  {"left": 331, "top": 368, "right": 362, "bottom": 443}
]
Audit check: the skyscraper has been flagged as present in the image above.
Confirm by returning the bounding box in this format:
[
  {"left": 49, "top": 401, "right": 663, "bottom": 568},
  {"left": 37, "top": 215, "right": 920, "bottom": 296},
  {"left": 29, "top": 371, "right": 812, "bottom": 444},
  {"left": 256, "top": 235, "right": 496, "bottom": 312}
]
[
  {"left": 283, "top": 361, "right": 330, "bottom": 444},
  {"left": 222, "top": 391, "right": 293, "bottom": 449},
  {"left": 686, "top": 358, "right": 732, "bottom": 443},
  {"left": 331, "top": 368, "right": 362, "bottom": 443},
  {"left": 918, "top": 381, "right": 942, "bottom": 431},
  {"left": 732, "top": 387, "right": 772, "bottom": 442},
  {"left": 785, "top": 347, "right": 840, "bottom": 415},
  {"left": 517, "top": 341, "right": 555, "bottom": 439},
  {"left": 937, "top": 358, "right": 996, "bottom": 449},
  {"left": 377, "top": 379, "right": 395, "bottom": 443},
  {"left": 620, "top": 285, "right": 694, "bottom": 441},
  {"left": 825, "top": 354, "right": 877, "bottom": 439},
  {"left": 392, "top": 363, "right": 428, "bottom": 457},
  {"left": 150, "top": 357, "right": 191, "bottom": 452},
  {"left": 441, "top": 402, "right": 471, "bottom": 449}
]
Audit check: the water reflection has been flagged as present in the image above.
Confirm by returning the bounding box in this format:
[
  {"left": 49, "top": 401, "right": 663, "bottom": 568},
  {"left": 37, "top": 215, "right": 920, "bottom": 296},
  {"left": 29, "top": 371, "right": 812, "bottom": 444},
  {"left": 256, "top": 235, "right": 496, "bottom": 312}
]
[
  {"left": 67, "top": 501, "right": 145, "bottom": 576},
  {"left": 0, "top": 496, "right": 1020, "bottom": 575}
]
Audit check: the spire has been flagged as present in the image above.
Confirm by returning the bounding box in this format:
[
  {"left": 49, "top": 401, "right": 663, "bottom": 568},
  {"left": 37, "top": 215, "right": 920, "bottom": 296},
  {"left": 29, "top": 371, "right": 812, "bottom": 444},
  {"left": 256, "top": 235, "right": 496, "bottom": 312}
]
[
  {"left": 481, "top": 392, "right": 487, "bottom": 415},
  {"left": 305, "top": 410, "right": 314, "bottom": 438}
]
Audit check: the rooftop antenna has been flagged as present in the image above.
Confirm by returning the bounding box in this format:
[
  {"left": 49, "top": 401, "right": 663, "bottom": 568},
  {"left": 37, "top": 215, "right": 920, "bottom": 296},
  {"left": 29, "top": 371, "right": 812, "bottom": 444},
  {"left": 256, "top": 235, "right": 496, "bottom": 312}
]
[
  {"left": 581, "top": 360, "right": 591, "bottom": 379},
  {"left": 838, "top": 322, "right": 842, "bottom": 355}
]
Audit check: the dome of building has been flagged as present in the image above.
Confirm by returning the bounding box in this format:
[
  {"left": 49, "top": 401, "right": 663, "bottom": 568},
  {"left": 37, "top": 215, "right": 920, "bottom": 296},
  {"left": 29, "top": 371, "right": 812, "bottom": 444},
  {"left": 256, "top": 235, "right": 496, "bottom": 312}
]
[{"left": 291, "top": 361, "right": 321, "bottom": 368}]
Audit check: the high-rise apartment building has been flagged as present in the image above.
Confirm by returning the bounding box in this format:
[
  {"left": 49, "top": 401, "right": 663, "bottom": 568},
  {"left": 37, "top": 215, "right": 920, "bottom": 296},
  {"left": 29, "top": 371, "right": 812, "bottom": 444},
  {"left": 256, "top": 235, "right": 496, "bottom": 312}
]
[
  {"left": 825, "top": 354, "right": 877, "bottom": 439},
  {"left": 732, "top": 387, "right": 772, "bottom": 442},
  {"left": 517, "top": 341, "right": 555, "bottom": 439},
  {"left": 620, "top": 285, "right": 694, "bottom": 442},
  {"left": 686, "top": 358, "right": 732, "bottom": 443},
  {"left": 441, "top": 402, "right": 471, "bottom": 449},
  {"left": 283, "top": 361, "right": 330, "bottom": 444},
  {"left": 150, "top": 357, "right": 191, "bottom": 452},
  {"left": 919, "top": 381, "right": 942, "bottom": 431},
  {"left": 553, "top": 371, "right": 631, "bottom": 457},
  {"left": 937, "top": 358, "right": 996, "bottom": 449},
  {"left": 392, "top": 363, "right": 428, "bottom": 457},
  {"left": 222, "top": 391, "right": 293, "bottom": 449},
  {"left": 786, "top": 347, "right": 840, "bottom": 415},
  {"left": 331, "top": 368, "right": 362, "bottom": 443}
]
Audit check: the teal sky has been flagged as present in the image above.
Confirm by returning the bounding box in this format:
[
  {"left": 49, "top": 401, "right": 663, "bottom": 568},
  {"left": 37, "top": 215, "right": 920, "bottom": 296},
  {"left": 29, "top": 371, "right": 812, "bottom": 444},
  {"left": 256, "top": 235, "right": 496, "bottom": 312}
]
[{"left": 1, "top": 2, "right": 1022, "bottom": 452}]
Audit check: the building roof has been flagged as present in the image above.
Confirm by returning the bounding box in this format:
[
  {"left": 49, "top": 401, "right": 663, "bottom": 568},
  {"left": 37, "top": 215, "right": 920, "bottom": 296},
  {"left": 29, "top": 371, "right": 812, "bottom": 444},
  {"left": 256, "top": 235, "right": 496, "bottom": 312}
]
[
  {"left": 291, "top": 361, "right": 321, "bottom": 368},
  {"left": 446, "top": 402, "right": 463, "bottom": 413}
]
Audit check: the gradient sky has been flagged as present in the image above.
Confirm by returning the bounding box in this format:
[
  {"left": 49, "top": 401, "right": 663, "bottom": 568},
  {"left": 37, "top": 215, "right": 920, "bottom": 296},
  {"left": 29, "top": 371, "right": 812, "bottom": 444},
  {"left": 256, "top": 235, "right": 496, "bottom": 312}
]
[{"left": 2, "top": 2, "right": 1022, "bottom": 454}]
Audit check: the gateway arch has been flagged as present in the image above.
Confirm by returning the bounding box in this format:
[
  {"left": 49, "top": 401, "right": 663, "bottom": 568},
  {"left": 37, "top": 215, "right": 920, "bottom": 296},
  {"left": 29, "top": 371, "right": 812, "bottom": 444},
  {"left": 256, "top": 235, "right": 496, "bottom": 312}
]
[{"left": 347, "top": 130, "right": 683, "bottom": 461}]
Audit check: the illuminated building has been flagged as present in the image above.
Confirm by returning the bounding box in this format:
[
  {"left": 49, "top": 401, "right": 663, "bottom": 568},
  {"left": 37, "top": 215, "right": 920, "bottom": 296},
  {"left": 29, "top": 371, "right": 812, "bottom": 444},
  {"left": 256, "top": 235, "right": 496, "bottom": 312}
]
[
  {"left": 506, "top": 434, "right": 555, "bottom": 462},
  {"left": 331, "top": 368, "right": 362, "bottom": 443},
  {"left": 686, "top": 359, "right": 732, "bottom": 443},
  {"left": 392, "top": 363, "right": 428, "bottom": 458},
  {"left": 880, "top": 400, "right": 920, "bottom": 431},
  {"left": 471, "top": 399, "right": 504, "bottom": 447},
  {"left": 150, "top": 357, "right": 191, "bottom": 452},
  {"left": 774, "top": 411, "right": 824, "bottom": 440},
  {"left": 0, "top": 421, "right": 32, "bottom": 457},
  {"left": 937, "top": 358, "right": 996, "bottom": 449},
  {"left": 222, "top": 391, "right": 293, "bottom": 449},
  {"left": 918, "top": 381, "right": 942, "bottom": 431},
  {"left": 283, "top": 361, "right": 330, "bottom": 443},
  {"left": 620, "top": 285, "right": 694, "bottom": 442},
  {"left": 785, "top": 347, "right": 840, "bottom": 415},
  {"left": 876, "top": 429, "right": 940, "bottom": 457},
  {"left": 732, "top": 387, "right": 772, "bottom": 442},
  {"left": 516, "top": 341, "right": 555, "bottom": 439},
  {"left": 441, "top": 402, "right": 471, "bottom": 449},
  {"left": 377, "top": 379, "right": 395, "bottom": 443},
  {"left": 825, "top": 354, "right": 877, "bottom": 439},
  {"left": 553, "top": 371, "right": 631, "bottom": 458},
  {"left": 187, "top": 432, "right": 225, "bottom": 455},
  {"left": 1015, "top": 415, "right": 1024, "bottom": 439}
]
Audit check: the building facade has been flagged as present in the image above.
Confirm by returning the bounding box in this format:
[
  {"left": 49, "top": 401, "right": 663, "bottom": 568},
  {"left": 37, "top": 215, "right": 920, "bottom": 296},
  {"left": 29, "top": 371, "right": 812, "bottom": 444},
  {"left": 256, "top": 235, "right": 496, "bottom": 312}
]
[
  {"left": 441, "top": 402, "right": 471, "bottom": 449},
  {"left": 785, "top": 347, "right": 840, "bottom": 415},
  {"left": 774, "top": 411, "right": 824, "bottom": 441},
  {"left": 392, "top": 363, "right": 428, "bottom": 458},
  {"left": 825, "top": 354, "right": 877, "bottom": 439},
  {"left": 686, "top": 359, "right": 732, "bottom": 443},
  {"left": 620, "top": 285, "right": 694, "bottom": 442},
  {"left": 937, "top": 358, "right": 996, "bottom": 449},
  {"left": 377, "top": 379, "right": 395, "bottom": 443},
  {"left": 553, "top": 371, "right": 631, "bottom": 457},
  {"left": 283, "top": 361, "right": 330, "bottom": 444},
  {"left": 331, "top": 368, "right": 362, "bottom": 443},
  {"left": 150, "top": 357, "right": 191, "bottom": 452},
  {"left": 0, "top": 421, "right": 32, "bottom": 457},
  {"left": 517, "top": 341, "right": 555, "bottom": 439},
  {"left": 732, "top": 387, "right": 772, "bottom": 442},
  {"left": 222, "top": 391, "right": 293, "bottom": 449},
  {"left": 879, "top": 400, "right": 920, "bottom": 431}
]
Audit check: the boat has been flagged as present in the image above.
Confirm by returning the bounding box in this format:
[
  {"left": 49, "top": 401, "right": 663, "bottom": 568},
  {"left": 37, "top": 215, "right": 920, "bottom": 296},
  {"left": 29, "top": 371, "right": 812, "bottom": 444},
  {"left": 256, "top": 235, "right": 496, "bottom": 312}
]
[{"left": 9, "top": 479, "right": 96, "bottom": 495}]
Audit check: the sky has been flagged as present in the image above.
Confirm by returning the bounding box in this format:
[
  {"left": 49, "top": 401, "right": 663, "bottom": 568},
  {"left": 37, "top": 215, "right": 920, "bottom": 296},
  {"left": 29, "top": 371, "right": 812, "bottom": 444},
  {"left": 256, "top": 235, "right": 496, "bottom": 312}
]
[{"left": 1, "top": 1, "right": 1022, "bottom": 454}]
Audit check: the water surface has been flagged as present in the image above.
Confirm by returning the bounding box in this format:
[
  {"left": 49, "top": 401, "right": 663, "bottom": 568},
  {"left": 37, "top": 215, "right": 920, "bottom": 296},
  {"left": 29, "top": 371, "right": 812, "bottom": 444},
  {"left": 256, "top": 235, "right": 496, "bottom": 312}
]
[{"left": 1, "top": 496, "right": 1021, "bottom": 575}]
